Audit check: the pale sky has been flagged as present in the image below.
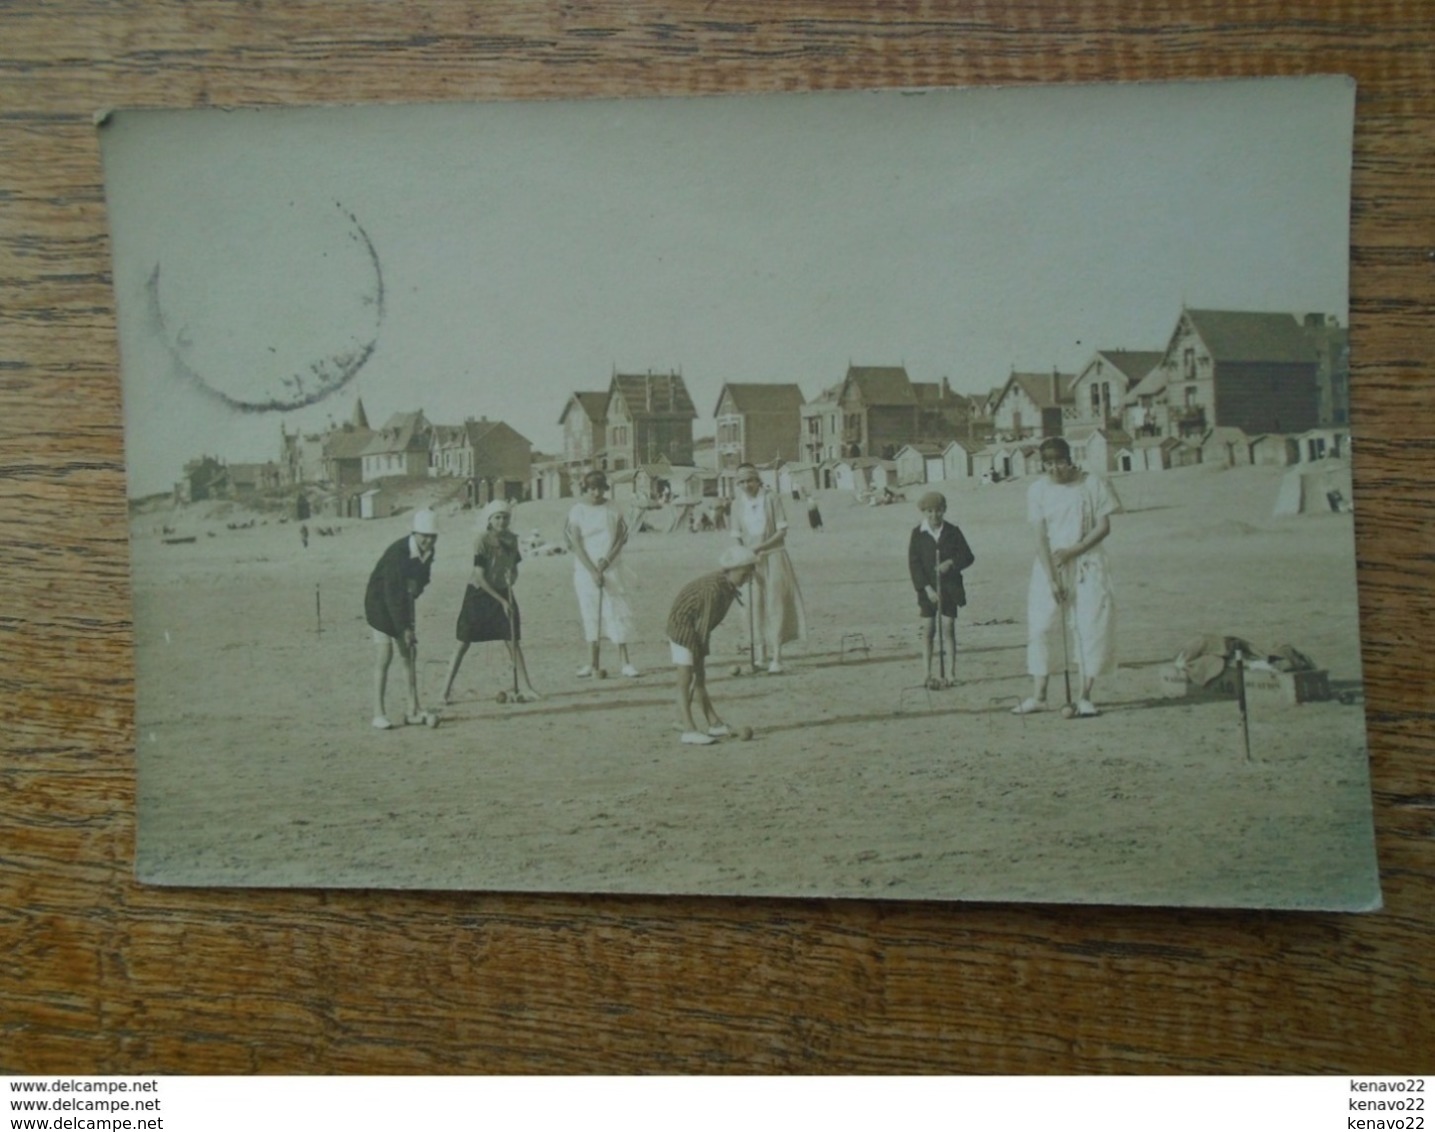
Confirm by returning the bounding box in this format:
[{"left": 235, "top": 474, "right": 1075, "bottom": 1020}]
[{"left": 101, "top": 76, "right": 1354, "bottom": 498}]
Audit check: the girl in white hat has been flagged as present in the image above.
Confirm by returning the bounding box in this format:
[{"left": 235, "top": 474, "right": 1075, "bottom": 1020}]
[{"left": 441, "top": 499, "right": 541, "bottom": 703}]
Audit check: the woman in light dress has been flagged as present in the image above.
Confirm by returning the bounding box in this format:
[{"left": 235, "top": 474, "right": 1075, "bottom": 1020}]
[
  {"left": 564, "top": 470, "right": 641, "bottom": 678},
  {"left": 730, "top": 462, "right": 806, "bottom": 674},
  {"left": 1014, "top": 437, "right": 1120, "bottom": 717}
]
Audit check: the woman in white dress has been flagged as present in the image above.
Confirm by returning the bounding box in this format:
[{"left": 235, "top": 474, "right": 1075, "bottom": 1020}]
[
  {"left": 731, "top": 463, "right": 806, "bottom": 674},
  {"left": 1014, "top": 437, "right": 1121, "bottom": 716},
  {"left": 564, "top": 470, "right": 641, "bottom": 678}
]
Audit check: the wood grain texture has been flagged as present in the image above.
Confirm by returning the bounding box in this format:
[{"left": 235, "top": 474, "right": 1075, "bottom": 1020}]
[{"left": 2, "top": 1, "right": 1432, "bottom": 1074}]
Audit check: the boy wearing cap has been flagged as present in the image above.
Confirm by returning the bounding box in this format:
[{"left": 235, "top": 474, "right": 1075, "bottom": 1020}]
[
  {"left": 365, "top": 508, "right": 438, "bottom": 729},
  {"left": 666, "top": 545, "right": 759, "bottom": 745},
  {"left": 908, "top": 491, "right": 976, "bottom": 689}
]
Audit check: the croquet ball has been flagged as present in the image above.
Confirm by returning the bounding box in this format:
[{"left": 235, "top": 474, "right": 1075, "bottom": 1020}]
[
  {"left": 740, "top": 726, "right": 754, "bottom": 741},
  {"left": 731, "top": 666, "right": 743, "bottom": 677},
  {"left": 496, "top": 690, "right": 508, "bottom": 704},
  {"left": 1060, "top": 704, "right": 1076, "bottom": 719},
  {"left": 425, "top": 712, "right": 441, "bottom": 729},
  {"left": 597, "top": 668, "right": 608, "bottom": 679}
]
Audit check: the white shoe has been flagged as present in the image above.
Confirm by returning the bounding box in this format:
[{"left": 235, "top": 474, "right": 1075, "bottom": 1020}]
[
  {"left": 767, "top": 660, "right": 785, "bottom": 675},
  {"left": 372, "top": 715, "right": 393, "bottom": 730},
  {"left": 707, "top": 724, "right": 731, "bottom": 738},
  {"left": 621, "top": 664, "right": 642, "bottom": 678},
  {"left": 575, "top": 665, "right": 594, "bottom": 678},
  {"left": 1012, "top": 697, "right": 1047, "bottom": 715},
  {"left": 680, "top": 731, "right": 717, "bottom": 746},
  {"left": 1076, "top": 698, "right": 1101, "bottom": 717}
]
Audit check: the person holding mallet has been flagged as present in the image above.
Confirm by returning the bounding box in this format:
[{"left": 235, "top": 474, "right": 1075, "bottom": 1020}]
[
  {"left": 730, "top": 462, "right": 805, "bottom": 674},
  {"left": 364, "top": 507, "right": 439, "bottom": 730},
  {"left": 1013, "top": 437, "right": 1121, "bottom": 717},
  {"left": 667, "top": 545, "right": 759, "bottom": 745},
  {"left": 907, "top": 491, "right": 976, "bottom": 690},
  {"left": 442, "top": 498, "right": 540, "bottom": 705},
  {"left": 565, "top": 470, "right": 640, "bottom": 678}
]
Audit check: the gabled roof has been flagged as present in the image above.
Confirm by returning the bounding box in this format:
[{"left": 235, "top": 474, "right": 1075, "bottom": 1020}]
[
  {"left": 995, "top": 370, "right": 1076, "bottom": 413},
  {"left": 714, "top": 382, "right": 805, "bottom": 416},
  {"left": 361, "top": 411, "right": 429, "bottom": 457},
  {"left": 559, "top": 391, "right": 608, "bottom": 426},
  {"left": 1084, "top": 350, "right": 1165, "bottom": 387},
  {"left": 610, "top": 371, "right": 697, "bottom": 419},
  {"left": 323, "top": 424, "right": 374, "bottom": 461},
  {"left": 942, "top": 437, "right": 983, "bottom": 455},
  {"left": 1125, "top": 365, "right": 1168, "bottom": 403},
  {"left": 802, "top": 381, "right": 844, "bottom": 408},
  {"left": 896, "top": 442, "right": 945, "bottom": 457},
  {"left": 840, "top": 365, "right": 914, "bottom": 406},
  {"left": 463, "top": 418, "right": 530, "bottom": 449},
  {"left": 429, "top": 424, "right": 467, "bottom": 447},
  {"left": 1181, "top": 309, "right": 1319, "bottom": 364}
]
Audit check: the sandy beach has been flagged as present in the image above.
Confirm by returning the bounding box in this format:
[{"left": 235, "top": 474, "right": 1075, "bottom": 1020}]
[{"left": 129, "top": 462, "right": 1379, "bottom": 909}]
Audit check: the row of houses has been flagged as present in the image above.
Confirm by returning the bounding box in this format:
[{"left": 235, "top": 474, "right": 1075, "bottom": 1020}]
[
  {"left": 551, "top": 307, "right": 1348, "bottom": 495},
  {"left": 273, "top": 400, "right": 534, "bottom": 514},
  {"left": 218, "top": 303, "right": 1347, "bottom": 511}
]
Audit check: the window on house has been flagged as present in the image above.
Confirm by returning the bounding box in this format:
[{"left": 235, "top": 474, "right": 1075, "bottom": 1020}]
[{"left": 1183, "top": 348, "right": 1196, "bottom": 379}]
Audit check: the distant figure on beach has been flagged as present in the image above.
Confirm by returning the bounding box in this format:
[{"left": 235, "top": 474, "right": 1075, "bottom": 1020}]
[
  {"left": 666, "top": 545, "right": 759, "bottom": 745},
  {"left": 907, "top": 491, "right": 975, "bottom": 690},
  {"left": 299, "top": 522, "right": 309, "bottom": 549},
  {"left": 565, "top": 470, "right": 641, "bottom": 678},
  {"left": 442, "top": 499, "right": 540, "bottom": 705},
  {"left": 1013, "top": 437, "right": 1120, "bottom": 718},
  {"left": 364, "top": 508, "right": 438, "bottom": 730},
  {"left": 804, "top": 489, "right": 823, "bottom": 532},
  {"left": 730, "top": 462, "right": 805, "bottom": 674}
]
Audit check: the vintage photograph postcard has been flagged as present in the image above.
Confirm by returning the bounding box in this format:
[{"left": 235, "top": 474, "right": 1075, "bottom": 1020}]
[{"left": 101, "top": 76, "right": 1380, "bottom": 907}]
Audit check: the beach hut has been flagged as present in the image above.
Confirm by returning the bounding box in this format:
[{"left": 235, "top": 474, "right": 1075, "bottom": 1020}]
[
  {"left": 833, "top": 458, "right": 880, "bottom": 494},
  {"left": 778, "top": 462, "right": 821, "bottom": 497},
  {"left": 1298, "top": 426, "right": 1350, "bottom": 463},
  {"left": 942, "top": 438, "right": 980, "bottom": 482},
  {"left": 1273, "top": 457, "right": 1353, "bottom": 516},
  {"left": 1129, "top": 436, "right": 1185, "bottom": 471},
  {"left": 1007, "top": 445, "right": 1041, "bottom": 479},
  {"left": 1064, "top": 425, "right": 1130, "bottom": 475},
  {"left": 1198, "top": 427, "right": 1253, "bottom": 468},
  {"left": 1250, "top": 434, "right": 1300, "bottom": 467},
  {"left": 894, "top": 443, "right": 943, "bottom": 486},
  {"left": 357, "top": 483, "right": 401, "bottom": 519}
]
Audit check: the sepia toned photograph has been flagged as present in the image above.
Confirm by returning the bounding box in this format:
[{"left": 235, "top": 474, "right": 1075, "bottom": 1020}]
[{"left": 101, "top": 76, "right": 1379, "bottom": 907}]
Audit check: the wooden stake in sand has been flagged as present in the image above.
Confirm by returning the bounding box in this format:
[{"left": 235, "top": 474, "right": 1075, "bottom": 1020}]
[{"left": 315, "top": 583, "right": 322, "bottom": 635}]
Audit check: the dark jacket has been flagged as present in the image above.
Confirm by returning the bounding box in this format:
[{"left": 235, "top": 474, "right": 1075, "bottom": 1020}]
[
  {"left": 365, "top": 536, "right": 432, "bottom": 638},
  {"left": 908, "top": 521, "right": 975, "bottom": 607}
]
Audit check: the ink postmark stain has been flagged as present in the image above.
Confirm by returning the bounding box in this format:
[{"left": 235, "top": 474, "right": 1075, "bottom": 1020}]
[{"left": 146, "top": 200, "right": 384, "bottom": 413}]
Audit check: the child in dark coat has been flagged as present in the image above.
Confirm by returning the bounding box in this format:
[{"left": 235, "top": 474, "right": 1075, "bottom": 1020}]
[
  {"left": 364, "top": 508, "right": 438, "bottom": 729},
  {"left": 907, "top": 491, "right": 975, "bottom": 689}
]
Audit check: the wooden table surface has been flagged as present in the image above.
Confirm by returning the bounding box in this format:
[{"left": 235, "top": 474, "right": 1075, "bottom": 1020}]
[{"left": 2, "top": 1, "right": 1432, "bottom": 1074}]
